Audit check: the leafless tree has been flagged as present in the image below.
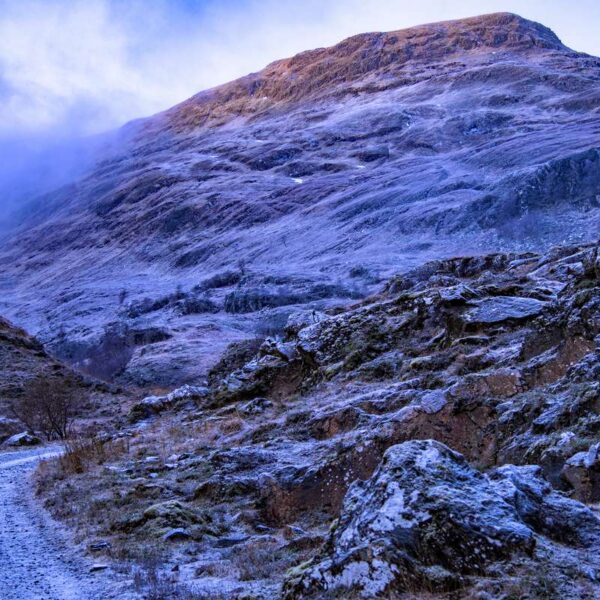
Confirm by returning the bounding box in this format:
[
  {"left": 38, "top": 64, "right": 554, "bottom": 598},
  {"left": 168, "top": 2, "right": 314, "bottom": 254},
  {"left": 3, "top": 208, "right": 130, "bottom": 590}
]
[{"left": 10, "top": 376, "right": 83, "bottom": 440}]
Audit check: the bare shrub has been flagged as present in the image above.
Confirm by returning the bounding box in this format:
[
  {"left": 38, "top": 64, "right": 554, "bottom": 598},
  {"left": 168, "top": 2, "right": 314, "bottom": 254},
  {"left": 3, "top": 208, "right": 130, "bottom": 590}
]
[
  {"left": 193, "top": 270, "right": 241, "bottom": 292},
  {"left": 10, "top": 376, "right": 84, "bottom": 440},
  {"left": 219, "top": 416, "right": 244, "bottom": 435}
]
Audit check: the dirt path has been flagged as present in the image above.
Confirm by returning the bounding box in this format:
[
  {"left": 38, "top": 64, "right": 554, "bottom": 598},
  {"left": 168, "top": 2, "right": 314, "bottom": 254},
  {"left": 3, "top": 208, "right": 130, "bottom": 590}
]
[{"left": 0, "top": 446, "right": 137, "bottom": 600}]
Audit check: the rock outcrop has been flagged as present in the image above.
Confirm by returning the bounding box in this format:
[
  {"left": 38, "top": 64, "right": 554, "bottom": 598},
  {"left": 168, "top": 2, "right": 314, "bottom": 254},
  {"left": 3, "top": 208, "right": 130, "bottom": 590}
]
[
  {"left": 3, "top": 432, "right": 41, "bottom": 447},
  {"left": 37, "top": 240, "right": 600, "bottom": 598}
]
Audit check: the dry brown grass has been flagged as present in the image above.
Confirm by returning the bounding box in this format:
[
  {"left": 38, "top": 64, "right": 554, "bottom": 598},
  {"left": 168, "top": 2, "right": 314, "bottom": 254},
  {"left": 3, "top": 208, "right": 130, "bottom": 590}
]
[
  {"left": 230, "top": 538, "right": 311, "bottom": 582},
  {"left": 58, "top": 435, "right": 129, "bottom": 475},
  {"left": 218, "top": 415, "right": 244, "bottom": 435}
]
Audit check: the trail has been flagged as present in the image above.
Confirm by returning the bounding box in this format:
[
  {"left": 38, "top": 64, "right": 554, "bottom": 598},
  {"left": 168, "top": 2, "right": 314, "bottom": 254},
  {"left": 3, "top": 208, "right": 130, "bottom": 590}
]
[{"left": 0, "top": 446, "right": 135, "bottom": 600}]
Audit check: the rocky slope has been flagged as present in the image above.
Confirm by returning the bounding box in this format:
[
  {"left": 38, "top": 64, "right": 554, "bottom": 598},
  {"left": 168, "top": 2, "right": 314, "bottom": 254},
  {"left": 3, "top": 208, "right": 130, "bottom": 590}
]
[
  {"left": 0, "top": 315, "right": 124, "bottom": 440},
  {"left": 37, "top": 240, "right": 600, "bottom": 598},
  {"left": 1, "top": 12, "right": 599, "bottom": 385},
  {"left": 0, "top": 317, "right": 79, "bottom": 440}
]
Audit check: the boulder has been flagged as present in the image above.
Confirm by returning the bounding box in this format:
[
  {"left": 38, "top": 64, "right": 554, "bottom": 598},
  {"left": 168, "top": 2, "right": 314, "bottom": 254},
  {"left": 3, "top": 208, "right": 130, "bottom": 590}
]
[
  {"left": 238, "top": 397, "right": 273, "bottom": 415},
  {"left": 129, "top": 384, "right": 209, "bottom": 421},
  {"left": 0, "top": 417, "right": 21, "bottom": 444},
  {"left": 285, "top": 310, "right": 330, "bottom": 338},
  {"left": 213, "top": 339, "right": 304, "bottom": 405},
  {"left": 143, "top": 500, "right": 203, "bottom": 527},
  {"left": 162, "top": 528, "right": 191, "bottom": 542},
  {"left": 284, "top": 440, "right": 535, "bottom": 598},
  {"left": 3, "top": 432, "right": 42, "bottom": 447},
  {"left": 437, "top": 283, "right": 480, "bottom": 305},
  {"left": 488, "top": 463, "right": 600, "bottom": 546},
  {"left": 463, "top": 295, "right": 546, "bottom": 326},
  {"left": 112, "top": 500, "right": 226, "bottom": 541}
]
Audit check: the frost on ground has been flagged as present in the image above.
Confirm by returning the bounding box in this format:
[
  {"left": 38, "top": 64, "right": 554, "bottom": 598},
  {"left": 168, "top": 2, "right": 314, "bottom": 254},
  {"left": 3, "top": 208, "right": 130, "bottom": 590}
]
[
  {"left": 2, "top": 10, "right": 600, "bottom": 600},
  {"left": 0, "top": 447, "right": 138, "bottom": 600},
  {"left": 1, "top": 14, "right": 599, "bottom": 388},
  {"left": 31, "top": 241, "right": 600, "bottom": 598}
]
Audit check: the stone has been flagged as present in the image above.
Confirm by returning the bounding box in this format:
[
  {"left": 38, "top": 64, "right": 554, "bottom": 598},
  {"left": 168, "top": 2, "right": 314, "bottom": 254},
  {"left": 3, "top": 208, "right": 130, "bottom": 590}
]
[
  {"left": 285, "top": 310, "right": 330, "bottom": 338},
  {"left": 489, "top": 463, "right": 600, "bottom": 546},
  {"left": 88, "top": 541, "right": 111, "bottom": 553},
  {"left": 463, "top": 296, "right": 546, "bottom": 326},
  {"left": 162, "top": 528, "right": 191, "bottom": 542},
  {"left": 89, "top": 564, "right": 109, "bottom": 573},
  {"left": 136, "top": 500, "right": 223, "bottom": 540},
  {"left": 3, "top": 432, "right": 41, "bottom": 447},
  {"left": 238, "top": 397, "right": 273, "bottom": 415},
  {"left": 437, "top": 284, "right": 480, "bottom": 305},
  {"left": 129, "top": 384, "right": 209, "bottom": 421}
]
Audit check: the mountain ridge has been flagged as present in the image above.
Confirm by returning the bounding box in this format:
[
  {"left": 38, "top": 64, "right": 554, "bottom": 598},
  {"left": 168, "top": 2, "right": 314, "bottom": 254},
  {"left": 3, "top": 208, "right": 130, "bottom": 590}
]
[{"left": 158, "top": 12, "right": 569, "bottom": 132}]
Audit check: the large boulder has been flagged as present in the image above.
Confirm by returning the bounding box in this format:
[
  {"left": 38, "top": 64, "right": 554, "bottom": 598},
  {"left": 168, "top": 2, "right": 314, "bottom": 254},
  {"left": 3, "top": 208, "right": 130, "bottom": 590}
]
[
  {"left": 284, "top": 440, "right": 600, "bottom": 599},
  {"left": 284, "top": 440, "right": 535, "bottom": 598}
]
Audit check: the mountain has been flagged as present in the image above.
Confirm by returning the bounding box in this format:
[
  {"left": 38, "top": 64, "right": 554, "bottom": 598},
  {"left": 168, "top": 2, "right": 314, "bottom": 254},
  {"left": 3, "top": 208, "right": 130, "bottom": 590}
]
[{"left": 1, "top": 12, "right": 599, "bottom": 386}]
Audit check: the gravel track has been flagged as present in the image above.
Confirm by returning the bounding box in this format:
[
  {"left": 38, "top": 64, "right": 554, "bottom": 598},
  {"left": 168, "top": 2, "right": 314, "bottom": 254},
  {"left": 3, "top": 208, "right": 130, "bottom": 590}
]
[{"left": 0, "top": 446, "right": 136, "bottom": 600}]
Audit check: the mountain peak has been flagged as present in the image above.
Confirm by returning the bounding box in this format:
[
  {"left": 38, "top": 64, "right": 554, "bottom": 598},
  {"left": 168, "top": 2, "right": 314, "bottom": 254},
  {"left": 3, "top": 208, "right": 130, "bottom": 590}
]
[{"left": 160, "top": 13, "right": 565, "bottom": 132}]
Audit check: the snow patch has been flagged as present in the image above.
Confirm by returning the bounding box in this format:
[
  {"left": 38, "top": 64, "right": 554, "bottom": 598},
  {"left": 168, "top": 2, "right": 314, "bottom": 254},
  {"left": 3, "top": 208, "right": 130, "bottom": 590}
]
[{"left": 325, "top": 559, "right": 395, "bottom": 598}]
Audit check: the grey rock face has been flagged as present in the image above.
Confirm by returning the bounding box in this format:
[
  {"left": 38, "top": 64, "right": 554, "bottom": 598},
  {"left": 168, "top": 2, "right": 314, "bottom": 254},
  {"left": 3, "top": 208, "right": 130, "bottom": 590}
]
[
  {"left": 284, "top": 441, "right": 600, "bottom": 599},
  {"left": 489, "top": 464, "right": 600, "bottom": 547},
  {"left": 562, "top": 443, "right": 600, "bottom": 503},
  {"left": 129, "top": 384, "right": 209, "bottom": 421},
  {"left": 463, "top": 295, "right": 546, "bottom": 326}
]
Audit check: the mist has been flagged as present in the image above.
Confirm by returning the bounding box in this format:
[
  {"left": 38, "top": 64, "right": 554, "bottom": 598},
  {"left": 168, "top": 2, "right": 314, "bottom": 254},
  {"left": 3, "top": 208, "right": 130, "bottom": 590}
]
[{"left": 0, "top": 134, "right": 105, "bottom": 227}]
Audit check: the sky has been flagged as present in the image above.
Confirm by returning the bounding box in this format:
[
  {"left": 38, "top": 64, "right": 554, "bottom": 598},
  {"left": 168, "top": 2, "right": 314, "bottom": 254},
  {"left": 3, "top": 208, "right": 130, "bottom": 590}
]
[{"left": 0, "top": 0, "right": 599, "bottom": 138}]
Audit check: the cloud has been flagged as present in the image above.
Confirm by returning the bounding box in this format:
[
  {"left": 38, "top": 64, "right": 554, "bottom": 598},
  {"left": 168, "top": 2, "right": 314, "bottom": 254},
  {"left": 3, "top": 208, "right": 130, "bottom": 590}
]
[{"left": 0, "top": 1, "right": 166, "bottom": 135}]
